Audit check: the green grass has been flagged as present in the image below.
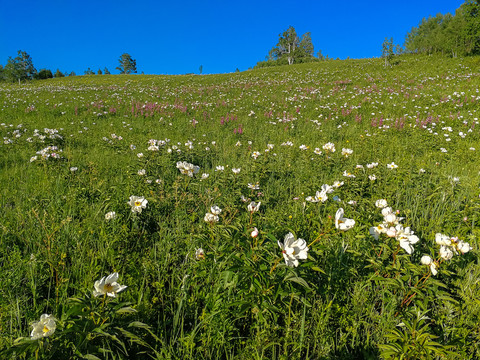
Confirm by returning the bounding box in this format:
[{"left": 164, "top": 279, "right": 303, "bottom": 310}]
[{"left": 1, "top": 54, "right": 480, "bottom": 359}]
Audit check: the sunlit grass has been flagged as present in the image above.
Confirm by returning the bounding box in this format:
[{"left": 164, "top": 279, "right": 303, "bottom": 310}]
[{"left": 1, "top": 54, "right": 480, "bottom": 359}]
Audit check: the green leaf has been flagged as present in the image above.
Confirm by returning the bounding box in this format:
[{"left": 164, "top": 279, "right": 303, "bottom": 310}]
[
  {"left": 83, "top": 355, "right": 102, "bottom": 360},
  {"left": 310, "top": 266, "right": 325, "bottom": 274},
  {"left": 284, "top": 272, "right": 311, "bottom": 289},
  {"left": 116, "top": 306, "right": 137, "bottom": 314}
]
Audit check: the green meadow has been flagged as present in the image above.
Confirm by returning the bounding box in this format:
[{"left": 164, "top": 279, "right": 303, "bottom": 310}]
[{"left": 1, "top": 55, "right": 480, "bottom": 359}]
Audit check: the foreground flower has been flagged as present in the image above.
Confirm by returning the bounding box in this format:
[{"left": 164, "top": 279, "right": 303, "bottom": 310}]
[
  {"left": 341, "top": 148, "right": 353, "bottom": 157},
  {"left": 210, "top": 205, "right": 222, "bottom": 215},
  {"left": 31, "top": 314, "right": 56, "bottom": 340},
  {"left": 105, "top": 211, "right": 116, "bottom": 221},
  {"left": 251, "top": 227, "right": 259, "bottom": 238},
  {"left": 204, "top": 212, "right": 219, "bottom": 223},
  {"left": 395, "top": 225, "right": 420, "bottom": 254},
  {"left": 278, "top": 232, "right": 309, "bottom": 267},
  {"left": 420, "top": 255, "right": 438, "bottom": 275},
  {"left": 335, "top": 208, "right": 355, "bottom": 230},
  {"left": 247, "top": 201, "right": 261, "bottom": 213},
  {"left": 375, "top": 199, "right": 388, "bottom": 208},
  {"left": 128, "top": 196, "right": 148, "bottom": 213},
  {"left": 321, "top": 184, "right": 334, "bottom": 194},
  {"left": 195, "top": 248, "right": 205, "bottom": 260},
  {"left": 343, "top": 170, "right": 356, "bottom": 178},
  {"left": 457, "top": 240, "right": 472, "bottom": 254},
  {"left": 306, "top": 190, "right": 328, "bottom": 203},
  {"left": 251, "top": 151, "right": 261, "bottom": 159},
  {"left": 93, "top": 272, "right": 127, "bottom": 297},
  {"left": 322, "top": 142, "right": 336, "bottom": 153},
  {"left": 369, "top": 223, "right": 387, "bottom": 240},
  {"left": 440, "top": 245, "right": 454, "bottom": 260},
  {"left": 435, "top": 233, "right": 451, "bottom": 246},
  {"left": 332, "top": 180, "right": 344, "bottom": 188},
  {"left": 387, "top": 162, "right": 398, "bottom": 169},
  {"left": 176, "top": 161, "right": 200, "bottom": 177}
]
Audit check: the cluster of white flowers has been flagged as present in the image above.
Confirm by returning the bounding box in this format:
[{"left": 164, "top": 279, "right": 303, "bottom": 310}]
[
  {"left": 369, "top": 200, "right": 419, "bottom": 254},
  {"left": 33, "top": 146, "right": 63, "bottom": 161},
  {"left": 305, "top": 184, "right": 334, "bottom": 203},
  {"left": 204, "top": 205, "right": 222, "bottom": 223},
  {"left": 30, "top": 272, "right": 127, "bottom": 340},
  {"left": 146, "top": 138, "right": 167, "bottom": 151},
  {"left": 435, "top": 233, "right": 471, "bottom": 260},
  {"left": 341, "top": 148, "right": 353, "bottom": 157},
  {"left": 419, "top": 234, "right": 472, "bottom": 276},
  {"left": 322, "top": 142, "right": 336, "bottom": 153},
  {"left": 176, "top": 161, "right": 200, "bottom": 177}
]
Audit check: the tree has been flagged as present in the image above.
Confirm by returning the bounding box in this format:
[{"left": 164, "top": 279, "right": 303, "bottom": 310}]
[
  {"left": 199, "top": 65, "right": 203, "bottom": 74},
  {"left": 35, "top": 69, "right": 53, "bottom": 80},
  {"left": 54, "top": 69, "right": 65, "bottom": 78},
  {"left": 104, "top": 67, "right": 111, "bottom": 75},
  {"left": 382, "top": 37, "right": 395, "bottom": 66},
  {"left": 3, "top": 50, "right": 37, "bottom": 83},
  {"left": 267, "top": 26, "right": 315, "bottom": 65},
  {"left": 116, "top": 53, "right": 137, "bottom": 74},
  {"left": 97, "top": 69, "right": 103, "bottom": 75},
  {"left": 84, "top": 68, "right": 95, "bottom": 75},
  {"left": 68, "top": 71, "right": 76, "bottom": 77},
  {"left": 403, "top": 1, "right": 480, "bottom": 57},
  {"left": 317, "top": 49, "right": 325, "bottom": 60}
]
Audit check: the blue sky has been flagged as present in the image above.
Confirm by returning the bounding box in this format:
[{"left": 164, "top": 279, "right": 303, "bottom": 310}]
[{"left": 0, "top": 0, "right": 465, "bottom": 75}]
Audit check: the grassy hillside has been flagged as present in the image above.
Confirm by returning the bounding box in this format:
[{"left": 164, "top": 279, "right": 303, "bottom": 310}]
[{"left": 1, "top": 55, "right": 480, "bottom": 359}]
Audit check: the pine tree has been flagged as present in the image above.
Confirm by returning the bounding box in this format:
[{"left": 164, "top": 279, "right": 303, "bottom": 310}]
[{"left": 116, "top": 53, "right": 137, "bottom": 74}]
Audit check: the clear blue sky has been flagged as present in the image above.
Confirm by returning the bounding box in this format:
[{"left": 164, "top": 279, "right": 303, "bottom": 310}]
[{"left": 0, "top": 0, "right": 465, "bottom": 75}]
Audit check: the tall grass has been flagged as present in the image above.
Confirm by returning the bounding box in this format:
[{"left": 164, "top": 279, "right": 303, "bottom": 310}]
[{"left": 1, "top": 54, "right": 480, "bottom": 359}]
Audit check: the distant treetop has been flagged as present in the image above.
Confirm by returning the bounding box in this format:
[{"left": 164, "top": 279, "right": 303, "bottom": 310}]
[
  {"left": 256, "top": 26, "right": 321, "bottom": 68},
  {"left": 116, "top": 53, "right": 137, "bottom": 74}
]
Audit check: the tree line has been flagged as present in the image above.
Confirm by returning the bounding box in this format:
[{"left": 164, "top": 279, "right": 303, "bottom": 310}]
[
  {"left": 0, "top": 52, "right": 137, "bottom": 83},
  {"left": 404, "top": 0, "right": 480, "bottom": 57}
]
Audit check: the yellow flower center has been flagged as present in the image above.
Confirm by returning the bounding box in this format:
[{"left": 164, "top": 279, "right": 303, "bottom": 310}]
[
  {"left": 43, "top": 326, "right": 49, "bottom": 334},
  {"left": 104, "top": 283, "right": 114, "bottom": 293},
  {"left": 134, "top": 201, "right": 142, "bottom": 207}
]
